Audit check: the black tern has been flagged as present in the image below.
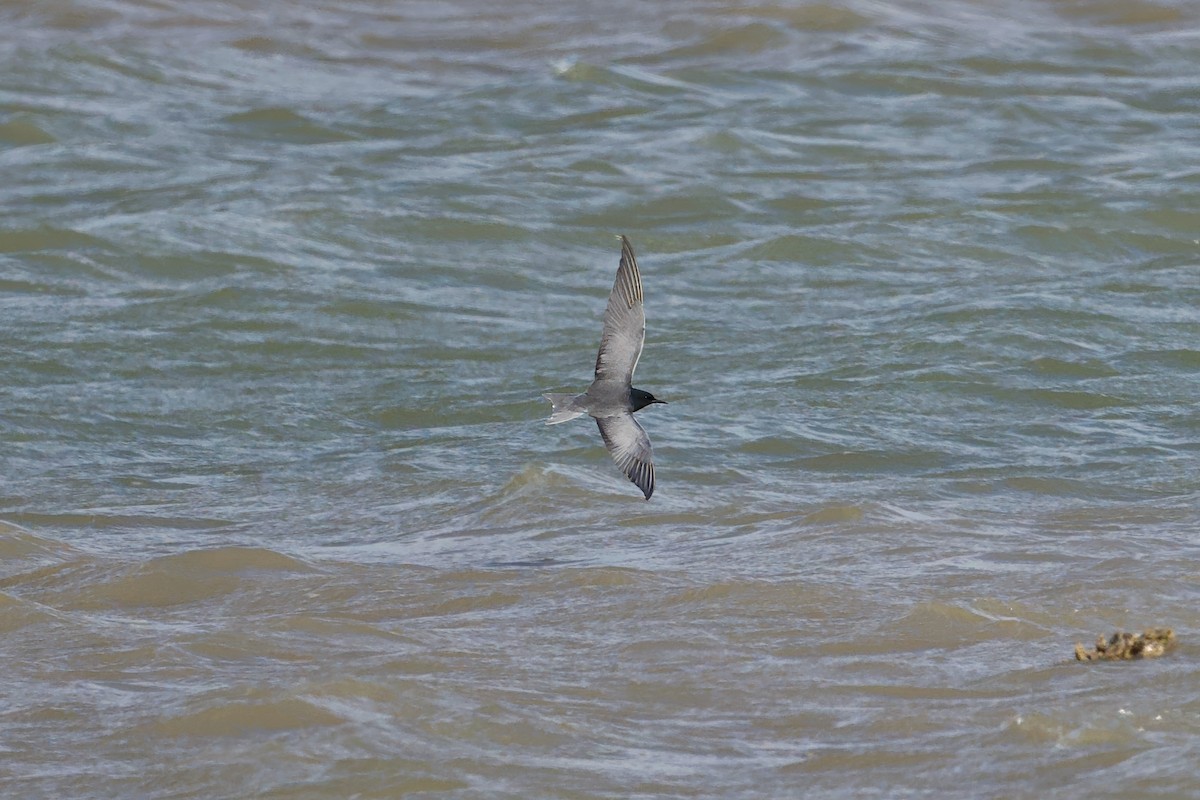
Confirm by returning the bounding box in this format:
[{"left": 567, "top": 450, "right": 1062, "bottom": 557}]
[{"left": 543, "top": 235, "right": 667, "bottom": 499}]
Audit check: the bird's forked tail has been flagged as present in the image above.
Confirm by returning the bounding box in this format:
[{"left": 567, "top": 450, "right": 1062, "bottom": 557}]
[{"left": 543, "top": 393, "right": 586, "bottom": 425}]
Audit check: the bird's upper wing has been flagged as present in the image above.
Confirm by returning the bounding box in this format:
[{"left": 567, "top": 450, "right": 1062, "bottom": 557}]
[
  {"left": 593, "top": 235, "right": 646, "bottom": 385},
  {"left": 596, "top": 412, "right": 655, "bottom": 499}
]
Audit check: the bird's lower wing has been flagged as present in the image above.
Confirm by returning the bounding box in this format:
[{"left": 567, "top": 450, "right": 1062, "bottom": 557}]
[{"left": 596, "top": 413, "right": 655, "bottom": 499}]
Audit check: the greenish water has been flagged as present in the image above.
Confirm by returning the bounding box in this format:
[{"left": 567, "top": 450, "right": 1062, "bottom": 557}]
[{"left": 2, "top": 1, "right": 1199, "bottom": 797}]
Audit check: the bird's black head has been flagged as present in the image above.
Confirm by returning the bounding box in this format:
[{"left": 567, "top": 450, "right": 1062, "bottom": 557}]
[{"left": 630, "top": 387, "right": 667, "bottom": 413}]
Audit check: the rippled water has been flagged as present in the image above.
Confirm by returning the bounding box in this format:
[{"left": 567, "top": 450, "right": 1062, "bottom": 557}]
[{"left": 3, "top": 0, "right": 1199, "bottom": 796}]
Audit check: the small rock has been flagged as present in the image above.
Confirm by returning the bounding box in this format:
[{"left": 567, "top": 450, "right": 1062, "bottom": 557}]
[{"left": 1074, "top": 628, "right": 1175, "bottom": 662}]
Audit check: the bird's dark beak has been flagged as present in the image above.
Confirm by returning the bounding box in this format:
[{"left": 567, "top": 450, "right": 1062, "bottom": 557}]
[{"left": 654, "top": 399, "right": 668, "bottom": 405}]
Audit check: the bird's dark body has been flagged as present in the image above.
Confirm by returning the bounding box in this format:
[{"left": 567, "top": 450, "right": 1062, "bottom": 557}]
[{"left": 582, "top": 386, "right": 663, "bottom": 416}]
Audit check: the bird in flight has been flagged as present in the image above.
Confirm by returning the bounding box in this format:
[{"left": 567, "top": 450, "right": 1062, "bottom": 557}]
[{"left": 543, "top": 235, "right": 667, "bottom": 499}]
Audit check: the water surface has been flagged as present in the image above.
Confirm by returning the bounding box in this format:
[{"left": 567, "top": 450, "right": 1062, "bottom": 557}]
[{"left": 2, "top": 0, "right": 1199, "bottom": 796}]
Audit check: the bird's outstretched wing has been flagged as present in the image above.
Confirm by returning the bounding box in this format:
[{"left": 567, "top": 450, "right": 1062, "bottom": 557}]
[
  {"left": 594, "top": 235, "right": 645, "bottom": 385},
  {"left": 596, "top": 412, "right": 655, "bottom": 499}
]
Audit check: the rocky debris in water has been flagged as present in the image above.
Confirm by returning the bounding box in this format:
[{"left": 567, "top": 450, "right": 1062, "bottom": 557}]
[{"left": 1074, "top": 628, "right": 1176, "bottom": 662}]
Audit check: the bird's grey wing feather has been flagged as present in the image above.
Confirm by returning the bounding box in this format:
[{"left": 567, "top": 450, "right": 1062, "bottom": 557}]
[
  {"left": 596, "top": 413, "right": 655, "bottom": 499},
  {"left": 593, "top": 235, "right": 645, "bottom": 384}
]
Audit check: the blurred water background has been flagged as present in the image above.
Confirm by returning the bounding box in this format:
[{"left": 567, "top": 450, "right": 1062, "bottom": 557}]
[{"left": 2, "top": 0, "right": 1199, "bottom": 796}]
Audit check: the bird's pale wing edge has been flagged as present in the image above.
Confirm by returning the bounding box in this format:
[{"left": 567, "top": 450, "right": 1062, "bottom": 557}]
[{"left": 596, "top": 412, "right": 655, "bottom": 499}]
